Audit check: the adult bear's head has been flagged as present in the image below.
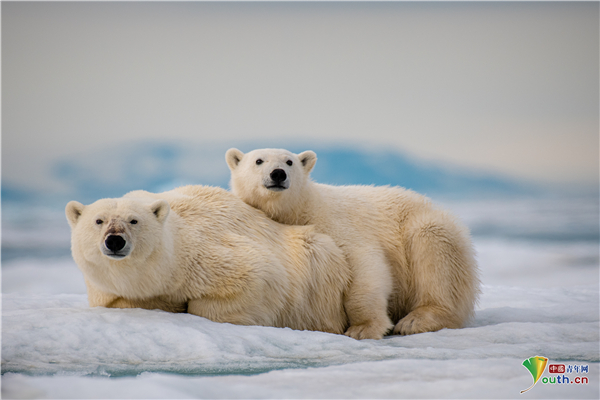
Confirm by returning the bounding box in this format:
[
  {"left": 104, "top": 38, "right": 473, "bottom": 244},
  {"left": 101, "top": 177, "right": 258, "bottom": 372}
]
[
  {"left": 66, "top": 198, "right": 170, "bottom": 261},
  {"left": 66, "top": 197, "right": 172, "bottom": 297}
]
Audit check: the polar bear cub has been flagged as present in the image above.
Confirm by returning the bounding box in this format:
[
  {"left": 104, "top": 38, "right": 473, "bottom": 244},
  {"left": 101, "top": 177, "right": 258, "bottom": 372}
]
[
  {"left": 66, "top": 185, "right": 350, "bottom": 335},
  {"left": 226, "top": 148, "right": 480, "bottom": 339}
]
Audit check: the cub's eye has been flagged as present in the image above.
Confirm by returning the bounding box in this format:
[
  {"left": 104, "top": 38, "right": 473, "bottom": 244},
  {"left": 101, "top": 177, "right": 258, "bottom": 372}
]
[
  {"left": 96, "top": 219, "right": 103, "bottom": 225},
  {"left": 130, "top": 219, "right": 138, "bottom": 225},
  {"left": 256, "top": 159, "right": 263, "bottom": 165},
  {"left": 286, "top": 160, "right": 293, "bottom": 166}
]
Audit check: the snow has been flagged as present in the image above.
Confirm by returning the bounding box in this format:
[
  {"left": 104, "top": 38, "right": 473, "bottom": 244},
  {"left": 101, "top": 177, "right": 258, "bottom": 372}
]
[
  {"left": 2, "top": 359, "right": 597, "bottom": 399},
  {"left": 2, "top": 195, "right": 599, "bottom": 399}
]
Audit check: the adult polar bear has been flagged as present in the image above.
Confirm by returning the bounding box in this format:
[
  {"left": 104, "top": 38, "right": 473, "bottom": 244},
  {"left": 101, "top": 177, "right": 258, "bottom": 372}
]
[
  {"left": 66, "top": 185, "right": 350, "bottom": 335},
  {"left": 226, "top": 148, "right": 480, "bottom": 340}
]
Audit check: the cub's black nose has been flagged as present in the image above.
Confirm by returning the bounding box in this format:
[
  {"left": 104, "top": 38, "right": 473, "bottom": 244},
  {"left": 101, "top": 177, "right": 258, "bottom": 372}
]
[
  {"left": 270, "top": 168, "right": 287, "bottom": 183},
  {"left": 105, "top": 235, "right": 126, "bottom": 252}
]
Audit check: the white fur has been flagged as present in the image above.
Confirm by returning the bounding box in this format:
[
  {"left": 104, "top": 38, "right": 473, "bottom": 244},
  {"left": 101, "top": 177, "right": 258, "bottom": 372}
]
[
  {"left": 227, "top": 148, "right": 480, "bottom": 338},
  {"left": 66, "top": 185, "right": 350, "bottom": 334}
]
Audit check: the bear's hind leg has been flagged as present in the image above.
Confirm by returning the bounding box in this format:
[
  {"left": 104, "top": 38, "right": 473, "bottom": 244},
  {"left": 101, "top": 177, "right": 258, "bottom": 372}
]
[{"left": 394, "top": 211, "right": 479, "bottom": 336}]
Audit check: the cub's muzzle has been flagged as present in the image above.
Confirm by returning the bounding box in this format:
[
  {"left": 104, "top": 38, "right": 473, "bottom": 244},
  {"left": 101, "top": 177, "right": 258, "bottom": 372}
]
[{"left": 265, "top": 168, "right": 289, "bottom": 191}]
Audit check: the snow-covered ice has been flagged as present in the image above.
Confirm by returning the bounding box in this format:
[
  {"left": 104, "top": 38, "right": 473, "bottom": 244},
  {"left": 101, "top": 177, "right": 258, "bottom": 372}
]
[
  {"left": 2, "top": 194, "right": 599, "bottom": 399},
  {"left": 2, "top": 283, "right": 598, "bottom": 399}
]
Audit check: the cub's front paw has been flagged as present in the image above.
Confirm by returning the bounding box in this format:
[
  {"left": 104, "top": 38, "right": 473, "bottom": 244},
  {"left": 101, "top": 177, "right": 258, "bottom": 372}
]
[
  {"left": 344, "top": 320, "right": 392, "bottom": 340},
  {"left": 393, "top": 307, "right": 446, "bottom": 335}
]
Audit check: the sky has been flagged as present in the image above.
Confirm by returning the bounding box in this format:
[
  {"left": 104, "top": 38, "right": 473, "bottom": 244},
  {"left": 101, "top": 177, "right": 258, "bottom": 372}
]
[{"left": 2, "top": 1, "right": 599, "bottom": 191}]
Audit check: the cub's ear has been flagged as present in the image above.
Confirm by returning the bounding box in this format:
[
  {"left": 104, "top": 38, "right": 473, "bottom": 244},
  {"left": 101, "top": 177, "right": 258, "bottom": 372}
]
[
  {"left": 298, "top": 150, "right": 317, "bottom": 173},
  {"left": 65, "top": 201, "right": 85, "bottom": 228},
  {"left": 150, "top": 199, "right": 170, "bottom": 223},
  {"left": 225, "top": 148, "right": 245, "bottom": 171}
]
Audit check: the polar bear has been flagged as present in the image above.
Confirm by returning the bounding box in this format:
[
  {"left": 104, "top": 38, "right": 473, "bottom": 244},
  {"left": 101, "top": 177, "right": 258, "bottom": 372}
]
[
  {"left": 65, "top": 185, "right": 351, "bottom": 335},
  {"left": 226, "top": 148, "right": 480, "bottom": 339}
]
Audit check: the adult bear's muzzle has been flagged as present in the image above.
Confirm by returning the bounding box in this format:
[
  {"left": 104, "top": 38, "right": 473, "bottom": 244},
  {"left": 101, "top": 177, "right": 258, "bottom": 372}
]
[{"left": 103, "top": 234, "right": 130, "bottom": 259}]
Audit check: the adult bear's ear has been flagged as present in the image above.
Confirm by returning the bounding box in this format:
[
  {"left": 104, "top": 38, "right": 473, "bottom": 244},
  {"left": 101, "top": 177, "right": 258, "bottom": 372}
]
[
  {"left": 65, "top": 201, "right": 85, "bottom": 228},
  {"left": 150, "top": 200, "right": 170, "bottom": 223},
  {"left": 225, "top": 148, "right": 245, "bottom": 171},
  {"left": 298, "top": 150, "right": 317, "bottom": 174}
]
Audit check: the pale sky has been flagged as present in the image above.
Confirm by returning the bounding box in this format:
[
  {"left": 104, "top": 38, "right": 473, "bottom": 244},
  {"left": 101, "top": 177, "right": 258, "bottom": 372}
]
[{"left": 2, "top": 1, "right": 599, "bottom": 191}]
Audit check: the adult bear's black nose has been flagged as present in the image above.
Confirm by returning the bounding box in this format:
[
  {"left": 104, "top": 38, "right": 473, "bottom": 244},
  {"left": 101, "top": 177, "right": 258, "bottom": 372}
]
[
  {"left": 270, "top": 168, "right": 287, "bottom": 183},
  {"left": 105, "top": 235, "right": 126, "bottom": 252}
]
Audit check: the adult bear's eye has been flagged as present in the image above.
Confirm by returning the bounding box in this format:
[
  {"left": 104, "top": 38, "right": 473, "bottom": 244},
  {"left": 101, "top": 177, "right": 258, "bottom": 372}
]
[
  {"left": 130, "top": 219, "right": 138, "bottom": 225},
  {"left": 286, "top": 160, "right": 293, "bottom": 166},
  {"left": 256, "top": 159, "right": 263, "bottom": 165},
  {"left": 96, "top": 219, "right": 103, "bottom": 225}
]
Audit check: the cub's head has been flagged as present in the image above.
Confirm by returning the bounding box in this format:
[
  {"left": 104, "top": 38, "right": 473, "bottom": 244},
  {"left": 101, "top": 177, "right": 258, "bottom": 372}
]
[
  {"left": 66, "top": 198, "right": 170, "bottom": 265},
  {"left": 225, "top": 148, "right": 316, "bottom": 212}
]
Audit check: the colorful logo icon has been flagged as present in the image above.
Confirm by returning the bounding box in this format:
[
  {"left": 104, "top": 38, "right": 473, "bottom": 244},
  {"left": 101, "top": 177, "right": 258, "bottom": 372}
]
[{"left": 521, "top": 356, "right": 549, "bottom": 394}]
